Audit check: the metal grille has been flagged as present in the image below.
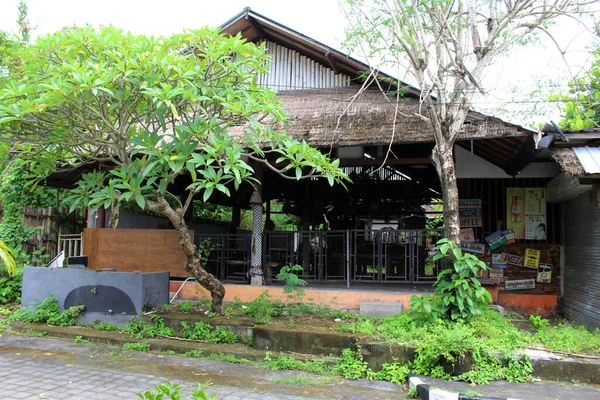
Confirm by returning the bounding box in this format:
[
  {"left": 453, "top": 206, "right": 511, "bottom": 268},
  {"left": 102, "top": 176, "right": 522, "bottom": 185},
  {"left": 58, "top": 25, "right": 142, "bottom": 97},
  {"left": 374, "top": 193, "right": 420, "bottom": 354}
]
[{"left": 194, "top": 229, "right": 442, "bottom": 285}]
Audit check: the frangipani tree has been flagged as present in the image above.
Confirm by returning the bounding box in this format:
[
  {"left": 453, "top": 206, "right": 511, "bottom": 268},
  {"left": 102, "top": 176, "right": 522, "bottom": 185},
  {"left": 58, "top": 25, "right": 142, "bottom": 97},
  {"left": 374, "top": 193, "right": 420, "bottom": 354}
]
[
  {"left": 343, "top": 0, "right": 595, "bottom": 242},
  {"left": 0, "top": 26, "right": 347, "bottom": 313}
]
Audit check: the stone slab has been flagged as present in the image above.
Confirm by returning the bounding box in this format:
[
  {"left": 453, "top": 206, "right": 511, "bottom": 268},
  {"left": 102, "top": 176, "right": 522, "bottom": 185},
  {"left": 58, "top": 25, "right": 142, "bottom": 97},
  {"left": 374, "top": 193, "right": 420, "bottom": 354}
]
[{"left": 359, "top": 301, "right": 404, "bottom": 316}]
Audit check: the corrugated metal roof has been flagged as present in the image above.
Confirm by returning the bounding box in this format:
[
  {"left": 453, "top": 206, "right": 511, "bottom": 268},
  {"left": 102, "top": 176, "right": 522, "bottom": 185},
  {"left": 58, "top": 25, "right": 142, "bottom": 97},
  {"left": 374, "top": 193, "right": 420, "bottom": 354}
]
[{"left": 573, "top": 146, "right": 600, "bottom": 174}]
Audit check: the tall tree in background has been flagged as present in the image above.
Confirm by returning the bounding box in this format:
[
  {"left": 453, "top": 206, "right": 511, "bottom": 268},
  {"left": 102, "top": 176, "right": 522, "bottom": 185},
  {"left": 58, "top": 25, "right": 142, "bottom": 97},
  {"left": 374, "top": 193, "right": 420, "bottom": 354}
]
[
  {"left": 343, "top": 0, "right": 596, "bottom": 242},
  {"left": 557, "top": 29, "right": 600, "bottom": 129},
  {"left": 0, "top": 27, "right": 347, "bottom": 312}
]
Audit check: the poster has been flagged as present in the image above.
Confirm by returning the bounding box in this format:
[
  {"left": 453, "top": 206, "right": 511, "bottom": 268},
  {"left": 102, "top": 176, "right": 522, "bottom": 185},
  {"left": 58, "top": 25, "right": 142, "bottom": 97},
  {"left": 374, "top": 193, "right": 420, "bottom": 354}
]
[
  {"left": 489, "top": 268, "right": 505, "bottom": 279},
  {"left": 459, "top": 228, "right": 475, "bottom": 242},
  {"left": 505, "top": 279, "right": 536, "bottom": 291},
  {"left": 459, "top": 199, "right": 482, "bottom": 228},
  {"left": 492, "top": 253, "right": 507, "bottom": 269},
  {"left": 485, "top": 230, "right": 507, "bottom": 250},
  {"left": 503, "top": 230, "right": 516, "bottom": 244},
  {"left": 525, "top": 188, "right": 547, "bottom": 240},
  {"left": 537, "top": 264, "right": 552, "bottom": 283},
  {"left": 524, "top": 248, "right": 541, "bottom": 269},
  {"left": 507, "top": 188, "right": 525, "bottom": 239}
]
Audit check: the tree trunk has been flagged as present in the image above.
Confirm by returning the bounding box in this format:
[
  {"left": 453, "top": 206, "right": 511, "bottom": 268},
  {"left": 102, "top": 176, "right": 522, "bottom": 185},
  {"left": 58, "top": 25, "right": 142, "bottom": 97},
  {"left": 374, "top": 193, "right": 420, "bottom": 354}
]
[
  {"left": 146, "top": 197, "right": 226, "bottom": 313},
  {"left": 433, "top": 141, "right": 461, "bottom": 244}
]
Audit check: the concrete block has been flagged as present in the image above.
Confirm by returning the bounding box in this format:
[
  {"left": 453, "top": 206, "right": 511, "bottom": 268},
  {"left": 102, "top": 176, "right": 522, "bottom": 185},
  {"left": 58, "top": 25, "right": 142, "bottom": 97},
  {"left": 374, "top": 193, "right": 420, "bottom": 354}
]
[
  {"left": 359, "top": 301, "right": 403, "bottom": 316},
  {"left": 22, "top": 267, "right": 169, "bottom": 325},
  {"left": 489, "top": 304, "right": 505, "bottom": 316}
]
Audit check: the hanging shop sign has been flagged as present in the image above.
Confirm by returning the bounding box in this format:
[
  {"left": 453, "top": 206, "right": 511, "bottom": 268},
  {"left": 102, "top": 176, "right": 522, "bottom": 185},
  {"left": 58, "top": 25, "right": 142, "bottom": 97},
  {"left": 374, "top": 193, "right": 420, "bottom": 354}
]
[
  {"left": 460, "top": 242, "right": 486, "bottom": 255},
  {"left": 485, "top": 230, "right": 508, "bottom": 250},
  {"left": 525, "top": 188, "right": 547, "bottom": 240},
  {"left": 499, "top": 252, "right": 524, "bottom": 266},
  {"left": 523, "top": 248, "right": 541, "bottom": 269},
  {"left": 492, "top": 253, "right": 507, "bottom": 269},
  {"left": 505, "top": 279, "right": 536, "bottom": 291},
  {"left": 537, "top": 264, "right": 553, "bottom": 283},
  {"left": 459, "top": 199, "right": 482, "bottom": 228},
  {"left": 507, "top": 188, "right": 525, "bottom": 239}
]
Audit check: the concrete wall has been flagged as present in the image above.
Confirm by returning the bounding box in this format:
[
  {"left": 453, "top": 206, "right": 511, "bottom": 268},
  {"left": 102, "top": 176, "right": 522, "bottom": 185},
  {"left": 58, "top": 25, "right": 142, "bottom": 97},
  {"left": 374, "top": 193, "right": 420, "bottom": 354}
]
[
  {"left": 22, "top": 267, "right": 169, "bottom": 325},
  {"left": 455, "top": 146, "right": 560, "bottom": 179}
]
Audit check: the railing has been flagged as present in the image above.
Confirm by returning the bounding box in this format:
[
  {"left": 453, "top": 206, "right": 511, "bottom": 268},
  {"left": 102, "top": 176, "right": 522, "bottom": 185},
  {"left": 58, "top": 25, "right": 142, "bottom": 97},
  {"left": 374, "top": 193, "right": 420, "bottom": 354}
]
[
  {"left": 58, "top": 233, "right": 84, "bottom": 259},
  {"left": 195, "top": 229, "right": 444, "bottom": 284}
]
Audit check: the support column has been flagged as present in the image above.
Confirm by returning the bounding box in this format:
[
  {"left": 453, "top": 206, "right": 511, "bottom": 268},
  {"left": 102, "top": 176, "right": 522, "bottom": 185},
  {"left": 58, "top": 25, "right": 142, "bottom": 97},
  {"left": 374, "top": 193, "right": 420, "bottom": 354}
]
[
  {"left": 249, "top": 189, "right": 263, "bottom": 286},
  {"left": 86, "top": 206, "right": 105, "bottom": 228}
]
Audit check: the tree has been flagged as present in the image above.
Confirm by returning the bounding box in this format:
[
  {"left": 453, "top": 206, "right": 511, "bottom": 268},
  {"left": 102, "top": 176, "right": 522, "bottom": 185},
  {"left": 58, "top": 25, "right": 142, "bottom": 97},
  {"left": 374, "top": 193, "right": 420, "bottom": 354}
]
[
  {"left": 0, "top": 26, "right": 347, "bottom": 313},
  {"left": 343, "top": 0, "right": 595, "bottom": 241},
  {"left": 556, "top": 31, "right": 600, "bottom": 130}
]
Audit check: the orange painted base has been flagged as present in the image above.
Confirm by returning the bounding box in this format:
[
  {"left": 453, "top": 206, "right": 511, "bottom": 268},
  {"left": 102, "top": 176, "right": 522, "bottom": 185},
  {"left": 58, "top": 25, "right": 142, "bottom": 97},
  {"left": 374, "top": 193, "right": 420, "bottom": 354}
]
[
  {"left": 497, "top": 293, "right": 557, "bottom": 318},
  {"left": 169, "top": 282, "right": 417, "bottom": 310}
]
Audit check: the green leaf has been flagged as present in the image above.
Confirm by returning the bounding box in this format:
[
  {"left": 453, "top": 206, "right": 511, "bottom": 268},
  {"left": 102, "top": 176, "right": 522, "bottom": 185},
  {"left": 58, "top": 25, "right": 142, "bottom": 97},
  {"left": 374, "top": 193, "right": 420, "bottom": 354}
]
[{"left": 135, "top": 193, "right": 145, "bottom": 210}]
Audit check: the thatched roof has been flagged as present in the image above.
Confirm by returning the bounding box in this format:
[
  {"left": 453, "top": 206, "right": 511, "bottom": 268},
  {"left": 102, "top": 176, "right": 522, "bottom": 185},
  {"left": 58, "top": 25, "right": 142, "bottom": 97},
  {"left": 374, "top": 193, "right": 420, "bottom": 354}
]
[
  {"left": 552, "top": 148, "right": 585, "bottom": 176},
  {"left": 228, "top": 88, "right": 528, "bottom": 147}
]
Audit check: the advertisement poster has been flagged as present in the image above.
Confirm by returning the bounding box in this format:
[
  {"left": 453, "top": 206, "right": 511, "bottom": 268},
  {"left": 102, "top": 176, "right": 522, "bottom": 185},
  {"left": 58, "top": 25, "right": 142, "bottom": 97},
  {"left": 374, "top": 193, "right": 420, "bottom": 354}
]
[
  {"left": 489, "top": 268, "right": 504, "bottom": 279},
  {"left": 499, "top": 252, "right": 524, "bottom": 266},
  {"left": 459, "top": 199, "right": 482, "bottom": 228},
  {"left": 537, "top": 264, "right": 553, "bottom": 283},
  {"left": 505, "top": 279, "right": 536, "bottom": 291},
  {"left": 460, "top": 242, "right": 486, "bottom": 255},
  {"left": 525, "top": 188, "right": 547, "bottom": 240},
  {"left": 524, "top": 248, "right": 541, "bottom": 269},
  {"left": 492, "top": 253, "right": 507, "bottom": 269},
  {"left": 503, "top": 230, "right": 516, "bottom": 244},
  {"left": 507, "top": 188, "right": 525, "bottom": 239},
  {"left": 485, "top": 230, "right": 507, "bottom": 250},
  {"left": 459, "top": 228, "right": 475, "bottom": 242}
]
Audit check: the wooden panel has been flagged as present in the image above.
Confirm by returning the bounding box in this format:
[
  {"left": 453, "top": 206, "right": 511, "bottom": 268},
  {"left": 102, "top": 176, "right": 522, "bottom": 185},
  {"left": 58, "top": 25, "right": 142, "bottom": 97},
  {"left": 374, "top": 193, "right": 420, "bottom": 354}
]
[{"left": 83, "top": 228, "right": 192, "bottom": 278}]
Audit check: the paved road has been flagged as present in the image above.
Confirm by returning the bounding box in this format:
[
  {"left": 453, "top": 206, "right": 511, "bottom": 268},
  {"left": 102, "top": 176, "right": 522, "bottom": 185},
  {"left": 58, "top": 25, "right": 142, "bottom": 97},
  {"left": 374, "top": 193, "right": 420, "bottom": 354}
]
[{"left": 0, "top": 334, "right": 403, "bottom": 400}]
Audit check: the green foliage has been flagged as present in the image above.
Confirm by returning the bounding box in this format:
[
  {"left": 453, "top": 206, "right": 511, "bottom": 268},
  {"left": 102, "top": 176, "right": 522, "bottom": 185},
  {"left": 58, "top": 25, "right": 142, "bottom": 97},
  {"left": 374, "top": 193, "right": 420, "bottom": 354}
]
[
  {"left": 0, "top": 266, "right": 22, "bottom": 303},
  {"left": 123, "top": 342, "right": 151, "bottom": 352},
  {"left": 180, "top": 321, "right": 238, "bottom": 344},
  {"left": 124, "top": 315, "right": 176, "bottom": 339},
  {"left": 369, "top": 362, "right": 410, "bottom": 385},
  {"left": 259, "top": 353, "right": 331, "bottom": 375},
  {"left": 334, "top": 348, "right": 369, "bottom": 379},
  {"left": 137, "top": 382, "right": 216, "bottom": 400},
  {"left": 406, "top": 387, "right": 419, "bottom": 398},
  {"left": 535, "top": 323, "right": 600, "bottom": 353},
  {"left": 183, "top": 350, "right": 205, "bottom": 358},
  {"left": 74, "top": 335, "right": 89, "bottom": 344},
  {"left": 411, "top": 239, "right": 491, "bottom": 322},
  {"left": 276, "top": 264, "right": 307, "bottom": 301},
  {"left": 244, "top": 291, "right": 284, "bottom": 324},
  {"left": 13, "top": 295, "right": 83, "bottom": 326},
  {"left": 211, "top": 327, "right": 238, "bottom": 344},
  {"left": 529, "top": 314, "right": 550, "bottom": 330},
  {"left": 92, "top": 321, "right": 121, "bottom": 332}
]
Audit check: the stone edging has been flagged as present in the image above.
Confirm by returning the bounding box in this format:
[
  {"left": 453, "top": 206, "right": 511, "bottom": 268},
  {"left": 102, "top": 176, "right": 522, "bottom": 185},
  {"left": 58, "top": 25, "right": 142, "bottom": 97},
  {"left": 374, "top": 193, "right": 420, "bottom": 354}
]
[{"left": 408, "top": 375, "right": 520, "bottom": 400}]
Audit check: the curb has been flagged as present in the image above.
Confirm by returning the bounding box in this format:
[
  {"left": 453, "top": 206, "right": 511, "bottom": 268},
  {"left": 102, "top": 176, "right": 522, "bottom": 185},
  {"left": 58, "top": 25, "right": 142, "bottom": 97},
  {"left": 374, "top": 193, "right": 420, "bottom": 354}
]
[{"left": 408, "top": 375, "right": 520, "bottom": 400}]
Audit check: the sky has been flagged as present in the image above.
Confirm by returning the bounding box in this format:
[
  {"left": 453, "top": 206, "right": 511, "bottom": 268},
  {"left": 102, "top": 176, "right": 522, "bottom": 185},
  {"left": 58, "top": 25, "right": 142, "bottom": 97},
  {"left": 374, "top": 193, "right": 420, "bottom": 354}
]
[{"left": 0, "top": 0, "right": 597, "bottom": 128}]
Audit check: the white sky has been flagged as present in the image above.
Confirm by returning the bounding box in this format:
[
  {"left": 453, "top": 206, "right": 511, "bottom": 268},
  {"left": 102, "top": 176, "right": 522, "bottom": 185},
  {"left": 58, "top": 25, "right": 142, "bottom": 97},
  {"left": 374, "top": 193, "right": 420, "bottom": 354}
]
[{"left": 0, "top": 0, "right": 597, "bottom": 127}]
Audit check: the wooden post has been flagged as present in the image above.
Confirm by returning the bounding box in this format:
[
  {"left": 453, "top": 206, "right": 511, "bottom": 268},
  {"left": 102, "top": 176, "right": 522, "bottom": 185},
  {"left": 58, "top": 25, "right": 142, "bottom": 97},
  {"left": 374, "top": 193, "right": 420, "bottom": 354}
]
[{"left": 249, "top": 164, "right": 264, "bottom": 286}]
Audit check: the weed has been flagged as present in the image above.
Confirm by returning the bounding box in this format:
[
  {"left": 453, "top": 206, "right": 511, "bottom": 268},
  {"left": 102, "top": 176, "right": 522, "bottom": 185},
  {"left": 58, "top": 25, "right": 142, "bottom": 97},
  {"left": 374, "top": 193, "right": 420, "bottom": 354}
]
[
  {"left": 124, "top": 315, "right": 176, "bottom": 339},
  {"left": 91, "top": 287, "right": 97, "bottom": 295},
  {"left": 92, "top": 321, "right": 121, "bottom": 332},
  {"left": 276, "top": 264, "right": 307, "bottom": 302},
  {"left": 529, "top": 314, "right": 550, "bottom": 330},
  {"left": 461, "top": 390, "right": 484, "bottom": 398},
  {"left": 272, "top": 374, "right": 331, "bottom": 386},
  {"left": 534, "top": 323, "right": 600, "bottom": 353},
  {"left": 334, "top": 348, "right": 369, "bottom": 379},
  {"left": 209, "top": 327, "right": 238, "bottom": 344},
  {"left": 13, "top": 296, "right": 83, "bottom": 327},
  {"left": 137, "top": 381, "right": 216, "bottom": 400},
  {"left": 244, "top": 335, "right": 253, "bottom": 347},
  {"left": 369, "top": 362, "right": 410, "bottom": 385},
  {"left": 162, "top": 350, "right": 177, "bottom": 355},
  {"left": 178, "top": 301, "right": 194, "bottom": 312},
  {"left": 107, "top": 351, "right": 122, "bottom": 360},
  {"left": 24, "top": 329, "right": 47, "bottom": 337},
  {"left": 406, "top": 387, "right": 419, "bottom": 398},
  {"left": 243, "top": 291, "right": 284, "bottom": 325},
  {"left": 74, "top": 335, "right": 89, "bottom": 344},
  {"left": 123, "top": 342, "right": 151, "bottom": 352},
  {"left": 183, "top": 350, "right": 204, "bottom": 358}
]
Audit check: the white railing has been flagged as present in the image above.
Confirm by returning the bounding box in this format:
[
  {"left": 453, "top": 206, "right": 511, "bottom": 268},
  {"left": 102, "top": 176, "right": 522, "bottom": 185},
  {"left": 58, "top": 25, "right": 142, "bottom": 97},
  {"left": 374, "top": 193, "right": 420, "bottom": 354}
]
[{"left": 58, "top": 233, "right": 84, "bottom": 259}]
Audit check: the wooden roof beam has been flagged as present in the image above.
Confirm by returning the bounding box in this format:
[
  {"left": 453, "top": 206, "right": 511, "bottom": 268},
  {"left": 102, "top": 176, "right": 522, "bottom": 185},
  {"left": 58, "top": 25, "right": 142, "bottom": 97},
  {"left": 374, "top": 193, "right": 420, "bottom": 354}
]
[
  {"left": 245, "top": 15, "right": 266, "bottom": 40},
  {"left": 325, "top": 51, "right": 340, "bottom": 73}
]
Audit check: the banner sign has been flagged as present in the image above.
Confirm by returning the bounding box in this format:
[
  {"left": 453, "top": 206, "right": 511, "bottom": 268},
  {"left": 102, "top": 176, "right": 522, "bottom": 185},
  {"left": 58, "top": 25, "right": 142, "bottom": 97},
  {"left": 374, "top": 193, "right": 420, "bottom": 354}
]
[
  {"left": 459, "top": 199, "right": 482, "bottom": 228},
  {"left": 489, "top": 268, "right": 505, "bottom": 279},
  {"left": 525, "top": 188, "right": 547, "bottom": 240},
  {"left": 460, "top": 242, "right": 486, "bottom": 255},
  {"left": 524, "top": 248, "right": 541, "bottom": 269},
  {"left": 537, "top": 264, "right": 552, "bottom": 283},
  {"left": 505, "top": 279, "right": 535, "bottom": 291},
  {"left": 499, "top": 253, "right": 524, "bottom": 266},
  {"left": 485, "top": 230, "right": 508, "bottom": 250},
  {"left": 492, "top": 253, "right": 507, "bottom": 269},
  {"left": 507, "top": 188, "right": 525, "bottom": 239}
]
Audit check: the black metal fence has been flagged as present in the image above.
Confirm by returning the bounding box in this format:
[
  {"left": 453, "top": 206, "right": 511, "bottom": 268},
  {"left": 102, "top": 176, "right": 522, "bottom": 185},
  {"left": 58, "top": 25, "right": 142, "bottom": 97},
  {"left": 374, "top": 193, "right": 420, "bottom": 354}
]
[{"left": 195, "top": 229, "right": 444, "bottom": 284}]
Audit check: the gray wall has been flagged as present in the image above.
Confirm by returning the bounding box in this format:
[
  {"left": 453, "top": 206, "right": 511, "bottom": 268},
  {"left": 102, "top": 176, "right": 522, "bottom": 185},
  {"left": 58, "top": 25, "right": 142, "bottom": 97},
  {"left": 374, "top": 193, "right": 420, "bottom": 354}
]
[
  {"left": 105, "top": 210, "right": 229, "bottom": 234},
  {"left": 563, "top": 189, "right": 600, "bottom": 330}
]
